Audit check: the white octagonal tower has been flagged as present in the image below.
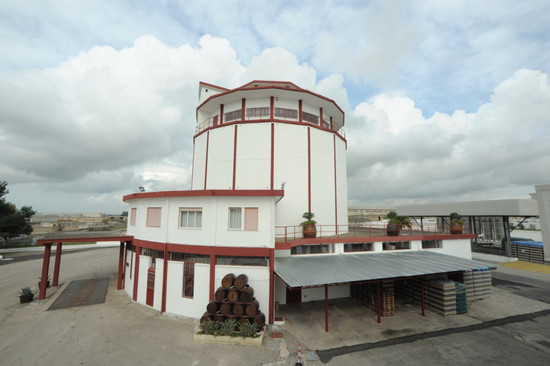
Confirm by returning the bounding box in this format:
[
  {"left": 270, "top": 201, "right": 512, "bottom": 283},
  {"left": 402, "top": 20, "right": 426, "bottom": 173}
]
[{"left": 192, "top": 81, "right": 349, "bottom": 234}]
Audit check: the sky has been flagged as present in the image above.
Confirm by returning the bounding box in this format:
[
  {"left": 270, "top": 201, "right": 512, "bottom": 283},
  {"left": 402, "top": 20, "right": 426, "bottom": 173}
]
[{"left": 1, "top": 0, "right": 549, "bottom": 214}]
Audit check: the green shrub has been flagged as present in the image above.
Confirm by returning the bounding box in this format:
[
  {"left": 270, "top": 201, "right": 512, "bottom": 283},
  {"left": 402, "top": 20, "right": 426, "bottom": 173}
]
[
  {"left": 220, "top": 319, "right": 238, "bottom": 336},
  {"left": 199, "top": 319, "right": 221, "bottom": 335},
  {"left": 238, "top": 321, "right": 258, "bottom": 338}
]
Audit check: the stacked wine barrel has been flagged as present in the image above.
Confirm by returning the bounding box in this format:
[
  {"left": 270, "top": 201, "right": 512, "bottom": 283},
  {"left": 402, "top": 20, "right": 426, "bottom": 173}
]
[{"left": 200, "top": 273, "right": 266, "bottom": 331}]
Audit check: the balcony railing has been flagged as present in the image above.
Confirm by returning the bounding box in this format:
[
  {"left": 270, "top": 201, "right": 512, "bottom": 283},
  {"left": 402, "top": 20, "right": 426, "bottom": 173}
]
[{"left": 275, "top": 221, "right": 471, "bottom": 242}]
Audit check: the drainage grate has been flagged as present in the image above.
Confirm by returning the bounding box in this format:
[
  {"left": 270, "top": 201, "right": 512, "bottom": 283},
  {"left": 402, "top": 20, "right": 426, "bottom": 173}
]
[{"left": 48, "top": 278, "right": 110, "bottom": 311}]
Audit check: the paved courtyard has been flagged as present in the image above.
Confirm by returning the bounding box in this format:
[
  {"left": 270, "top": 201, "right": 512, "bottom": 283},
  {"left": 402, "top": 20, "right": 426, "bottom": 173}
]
[{"left": 1, "top": 247, "right": 550, "bottom": 365}]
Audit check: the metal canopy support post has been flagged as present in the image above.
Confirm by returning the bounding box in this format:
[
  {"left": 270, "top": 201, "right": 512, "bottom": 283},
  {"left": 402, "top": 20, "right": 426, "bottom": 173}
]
[
  {"left": 325, "top": 284, "right": 329, "bottom": 332},
  {"left": 133, "top": 244, "right": 141, "bottom": 301},
  {"left": 53, "top": 242, "right": 62, "bottom": 287},
  {"left": 421, "top": 278, "right": 425, "bottom": 316},
  {"left": 39, "top": 243, "right": 52, "bottom": 300},
  {"left": 377, "top": 281, "right": 381, "bottom": 324},
  {"left": 503, "top": 216, "right": 512, "bottom": 257}
]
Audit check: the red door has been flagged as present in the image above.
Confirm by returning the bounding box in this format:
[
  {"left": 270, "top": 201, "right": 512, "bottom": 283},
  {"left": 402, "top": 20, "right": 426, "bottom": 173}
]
[
  {"left": 146, "top": 267, "right": 155, "bottom": 306},
  {"left": 286, "top": 287, "right": 302, "bottom": 303}
]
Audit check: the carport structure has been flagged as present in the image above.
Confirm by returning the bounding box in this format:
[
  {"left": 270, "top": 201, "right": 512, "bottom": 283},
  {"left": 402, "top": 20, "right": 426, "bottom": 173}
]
[
  {"left": 275, "top": 251, "right": 494, "bottom": 332},
  {"left": 35, "top": 232, "right": 133, "bottom": 300}
]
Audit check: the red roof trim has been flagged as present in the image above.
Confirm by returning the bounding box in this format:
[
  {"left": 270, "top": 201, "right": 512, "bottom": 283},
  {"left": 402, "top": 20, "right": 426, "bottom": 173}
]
[
  {"left": 275, "top": 234, "right": 476, "bottom": 250},
  {"left": 196, "top": 82, "right": 345, "bottom": 119},
  {"left": 198, "top": 81, "right": 230, "bottom": 92},
  {"left": 123, "top": 189, "right": 285, "bottom": 202},
  {"left": 36, "top": 235, "right": 133, "bottom": 246}
]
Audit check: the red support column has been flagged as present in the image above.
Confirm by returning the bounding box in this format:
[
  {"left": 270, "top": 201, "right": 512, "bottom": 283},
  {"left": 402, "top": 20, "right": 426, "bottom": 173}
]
[
  {"left": 117, "top": 241, "right": 124, "bottom": 290},
  {"left": 52, "top": 242, "right": 62, "bottom": 287},
  {"left": 270, "top": 97, "right": 274, "bottom": 119},
  {"left": 219, "top": 104, "right": 224, "bottom": 124},
  {"left": 421, "top": 278, "right": 425, "bottom": 316},
  {"left": 209, "top": 254, "right": 217, "bottom": 300},
  {"left": 133, "top": 244, "right": 141, "bottom": 301},
  {"left": 241, "top": 98, "right": 245, "bottom": 121},
  {"left": 269, "top": 249, "right": 275, "bottom": 325},
  {"left": 161, "top": 244, "right": 168, "bottom": 313},
  {"left": 270, "top": 123, "right": 274, "bottom": 190},
  {"left": 377, "top": 281, "right": 381, "bottom": 324},
  {"left": 319, "top": 107, "right": 323, "bottom": 127},
  {"left": 307, "top": 127, "right": 312, "bottom": 212},
  {"left": 325, "top": 284, "right": 329, "bottom": 332},
  {"left": 39, "top": 243, "right": 52, "bottom": 300},
  {"left": 299, "top": 100, "right": 302, "bottom": 122}
]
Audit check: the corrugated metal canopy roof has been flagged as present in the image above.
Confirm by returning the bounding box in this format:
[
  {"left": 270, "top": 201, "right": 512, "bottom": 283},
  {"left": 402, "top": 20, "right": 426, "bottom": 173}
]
[{"left": 275, "top": 251, "right": 494, "bottom": 288}]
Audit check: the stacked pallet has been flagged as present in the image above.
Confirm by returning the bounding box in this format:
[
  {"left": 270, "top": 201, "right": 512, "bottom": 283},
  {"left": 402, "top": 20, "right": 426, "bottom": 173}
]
[
  {"left": 426, "top": 280, "right": 456, "bottom": 316},
  {"left": 473, "top": 269, "right": 491, "bottom": 300},
  {"left": 512, "top": 242, "right": 544, "bottom": 264},
  {"left": 200, "top": 273, "right": 266, "bottom": 331},
  {"left": 370, "top": 282, "right": 395, "bottom": 317},
  {"left": 462, "top": 271, "right": 475, "bottom": 302}
]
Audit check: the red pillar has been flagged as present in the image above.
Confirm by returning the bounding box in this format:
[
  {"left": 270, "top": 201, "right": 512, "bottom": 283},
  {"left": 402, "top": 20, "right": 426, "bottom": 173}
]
[
  {"left": 209, "top": 254, "right": 216, "bottom": 300},
  {"left": 52, "top": 242, "right": 62, "bottom": 287},
  {"left": 325, "top": 284, "right": 329, "bottom": 332},
  {"left": 161, "top": 244, "right": 168, "bottom": 313},
  {"left": 122, "top": 243, "right": 128, "bottom": 289},
  {"left": 268, "top": 249, "right": 275, "bottom": 325},
  {"left": 133, "top": 244, "right": 141, "bottom": 301},
  {"left": 117, "top": 241, "right": 124, "bottom": 290},
  {"left": 39, "top": 244, "right": 51, "bottom": 300}
]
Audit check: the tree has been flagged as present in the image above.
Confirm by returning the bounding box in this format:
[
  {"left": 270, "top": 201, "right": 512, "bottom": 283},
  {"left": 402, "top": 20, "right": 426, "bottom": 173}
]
[{"left": 0, "top": 181, "right": 36, "bottom": 244}]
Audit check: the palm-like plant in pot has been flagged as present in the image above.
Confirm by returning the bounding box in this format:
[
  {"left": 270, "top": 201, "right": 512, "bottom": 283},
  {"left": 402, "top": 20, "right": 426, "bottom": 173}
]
[
  {"left": 450, "top": 212, "right": 464, "bottom": 235},
  {"left": 18, "top": 286, "right": 34, "bottom": 303},
  {"left": 385, "top": 211, "right": 411, "bottom": 236},
  {"left": 300, "top": 211, "right": 317, "bottom": 238}
]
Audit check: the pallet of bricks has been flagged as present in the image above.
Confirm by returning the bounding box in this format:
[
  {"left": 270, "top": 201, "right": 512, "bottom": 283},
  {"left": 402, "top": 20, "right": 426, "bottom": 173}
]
[
  {"left": 369, "top": 282, "right": 395, "bottom": 317},
  {"left": 426, "top": 280, "right": 457, "bottom": 316},
  {"left": 200, "top": 273, "right": 266, "bottom": 331}
]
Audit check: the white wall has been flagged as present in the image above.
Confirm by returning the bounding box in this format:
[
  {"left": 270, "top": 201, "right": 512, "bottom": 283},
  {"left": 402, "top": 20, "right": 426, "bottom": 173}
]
[
  {"left": 534, "top": 184, "right": 550, "bottom": 262},
  {"left": 137, "top": 255, "right": 152, "bottom": 305},
  {"left": 124, "top": 250, "right": 135, "bottom": 299},
  {"left": 302, "top": 285, "right": 350, "bottom": 302},
  {"left": 192, "top": 138, "right": 207, "bottom": 190},
  {"left": 165, "top": 262, "right": 210, "bottom": 318},
  {"left": 207, "top": 126, "right": 234, "bottom": 189},
  {"left": 440, "top": 239, "right": 473, "bottom": 259},
  {"left": 235, "top": 124, "right": 271, "bottom": 189}
]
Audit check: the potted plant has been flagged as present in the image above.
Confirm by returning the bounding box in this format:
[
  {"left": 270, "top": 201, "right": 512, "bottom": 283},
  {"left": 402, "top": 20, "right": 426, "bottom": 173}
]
[
  {"left": 385, "top": 211, "right": 411, "bottom": 236},
  {"left": 300, "top": 211, "right": 317, "bottom": 238},
  {"left": 450, "top": 212, "right": 464, "bottom": 235},
  {"left": 18, "top": 286, "right": 34, "bottom": 303},
  {"left": 39, "top": 275, "right": 51, "bottom": 288}
]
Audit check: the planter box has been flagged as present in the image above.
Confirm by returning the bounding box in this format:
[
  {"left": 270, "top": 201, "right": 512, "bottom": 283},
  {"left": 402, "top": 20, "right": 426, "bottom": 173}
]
[{"left": 193, "top": 332, "right": 264, "bottom": 346}]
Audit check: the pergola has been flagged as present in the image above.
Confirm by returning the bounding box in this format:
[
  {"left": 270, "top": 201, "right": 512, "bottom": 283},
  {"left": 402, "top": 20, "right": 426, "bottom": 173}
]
[{"left": 35, "top": 232, "right": 133, "bottom": 300}]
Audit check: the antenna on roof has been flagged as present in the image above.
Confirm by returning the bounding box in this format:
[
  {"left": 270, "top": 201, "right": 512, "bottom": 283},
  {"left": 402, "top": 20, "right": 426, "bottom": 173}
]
[{"left": 138, "top": 186, "right": 145, "bottom": 192}]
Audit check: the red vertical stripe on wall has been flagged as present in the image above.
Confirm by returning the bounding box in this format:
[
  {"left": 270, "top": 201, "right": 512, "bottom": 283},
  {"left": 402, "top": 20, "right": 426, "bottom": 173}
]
[
  {"left": 191, "top": 139, "right": 196, "bottom": 189},
  {"left": 333, "top": 135, "right": 338, "bottom": 234},
  {"left": 241, "top": 98, "right": 245, "bottom": 121},
  {"left": 232, "top": 125, "right": 238, "bottom": 190},
  {"left": 299, "top": 100, "right": 302, "bottom": 122},
  {"left": 270, "top": 96, "right": 274, "bottom": 119},
  {"left": 270, "top": 123, "right": 274, "bottom": 190},
  {"left": 209, "top": 254, "right": 216, "bottom": 300},
  {"left": 204, "top": 131, "right": 210, "bottom": 190},
  {"left": 308, "top": 127, "right": 311, "bottom": 212},
  {"left": 268, "top": 249, "right": 274, "bottom": 325},
  {"left": 220, "top": 104, "right": 224, "bottom": 124}
]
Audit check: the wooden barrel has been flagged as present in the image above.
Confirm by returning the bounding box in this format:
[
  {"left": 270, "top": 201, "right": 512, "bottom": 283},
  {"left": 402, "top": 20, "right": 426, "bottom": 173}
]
[
  {"left": 227, "top": 288, "right": 239, "bottom": 302},
  {"left": 232, "top": 303, "right": 244, "bottom": 316},
  {"left": 206, "top": 301, "right": 219, "bottom": 314},
  {"left": 221, "top": 273, "right": 236, "bottom": 289},
  {"left": 239, "top": 285, "right": 254, "bottom": 302},
  {"left": 200, "top": 312, "right": 213, "bottom": 324},
  {"left": 245, "top": 299, "right": 259, "bottom": 317},
  {"left": 234, "top": 274, "right": 248, "bottom": 289},
  {"left": 214, "top": 287, "right": 227, "bottom": 302},
  {"left": 220, "top": 302, "right": 232, "bottom": 315},
  {"left": 254, "top": 312, "right": 266, "bottom": 328},
  {"left": 214, "top": 313, "right": 226, "bottom": 322}
]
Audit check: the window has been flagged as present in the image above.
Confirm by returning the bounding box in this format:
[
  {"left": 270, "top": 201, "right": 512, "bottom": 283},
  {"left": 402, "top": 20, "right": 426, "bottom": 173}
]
[
  {"left": 344, "top": 243, "right": 373, "bottom": 252},
  {"left": 302, "top": 111, "right": 318, "bottom": 124},
  {"left": 179, "top": 208, "right": 202, "bottom": 229},
  {"left": 422, "top": 240, "right": 442, "bottom": 249},
  {"left": 183, "top": 262, "right": 194, "bottom": 298},
  {"left": 383, "top": 241, "right": 410, "bottom": 251},
  {"left": 291, "top": 244, "right": 334, "bottom": 254},
  {"left": 224, "top": 109, "right": 241, "bottom": 122},
  {"left": 217, "top": 256, "right": 268, "bottom": 266},
  {"left": 274, "top": 107, "right": 298, "bottom": 120},
  {"left": 246, "top": 107, "right": 270, "bottom": 119},
  {"left": 229, "top": 208, "right": 242, "bottom": 229},
  {"left": 229, "top": 207, "right": 258, "bottom": 230},
  {"left": 130, "top": 208, "right": 137, "bottom": 226},
  {"left": 146, "top": 207, "right": 162, "bottom": 227},
  {"left": 170, "top": 252, "right": 210, "bottom": 263}
]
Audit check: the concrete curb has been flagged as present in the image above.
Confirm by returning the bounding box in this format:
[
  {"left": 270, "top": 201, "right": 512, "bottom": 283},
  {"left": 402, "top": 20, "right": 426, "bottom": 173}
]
[{"left": 193, "top": 331, "right": 264, "bottom": 346}]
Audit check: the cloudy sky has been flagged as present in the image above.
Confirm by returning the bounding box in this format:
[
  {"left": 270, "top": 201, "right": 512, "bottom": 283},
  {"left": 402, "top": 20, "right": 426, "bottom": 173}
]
[{"left": 1, "top": 0, "right": 549, "bottom": 214}]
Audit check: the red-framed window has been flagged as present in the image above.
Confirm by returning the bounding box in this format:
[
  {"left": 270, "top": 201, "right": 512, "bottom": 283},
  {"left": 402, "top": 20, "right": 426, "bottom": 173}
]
[
  {"left": 291, "top": 244, "right": 334, "bottom": 255},
  {"left": 216, "top": 256, "right": 268, "bottom": 266},
  {"left": 146, "top": 207, "right": 162, "bottom": 227},
  {"left": 224, "top": 110, "right": 241, "bottom": 122},
  {"left": 246, "top": 107, "right": 270, "bottom": 119},
  {"left": 344, "top": 243, "right": 373, "bottom": 252},
  {"left": 302, "top": 111, "right": 318, "bottom": 125},
  {"left": 274, "top": 107, "right": 298, "bottom": 119}
]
